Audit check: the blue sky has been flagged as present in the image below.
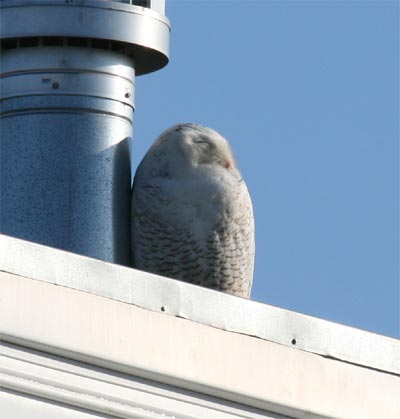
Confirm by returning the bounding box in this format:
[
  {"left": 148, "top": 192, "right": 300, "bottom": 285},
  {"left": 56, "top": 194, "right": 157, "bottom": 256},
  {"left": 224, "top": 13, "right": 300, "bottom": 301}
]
[{"left": 132, "top": 0, "right": 399, "bottom": 338}]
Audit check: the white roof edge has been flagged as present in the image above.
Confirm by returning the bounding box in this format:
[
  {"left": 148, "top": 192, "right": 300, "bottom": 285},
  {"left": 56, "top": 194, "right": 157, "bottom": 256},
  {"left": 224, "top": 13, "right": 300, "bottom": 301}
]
[
  {"left": 2, "top": 270, "right": 400, "bottom": 419},
  {"left": 0, "top": 233, "right": 399, "bottom": 376}
]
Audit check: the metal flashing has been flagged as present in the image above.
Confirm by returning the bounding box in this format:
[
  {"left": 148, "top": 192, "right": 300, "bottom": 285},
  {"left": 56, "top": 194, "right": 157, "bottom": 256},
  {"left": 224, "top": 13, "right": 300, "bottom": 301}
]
[
  {"left": 0, "top": 234, "right": 399, "bottom": 376},
  {"left": 1, "top": 268, "right": 399, "bottom": 419}
]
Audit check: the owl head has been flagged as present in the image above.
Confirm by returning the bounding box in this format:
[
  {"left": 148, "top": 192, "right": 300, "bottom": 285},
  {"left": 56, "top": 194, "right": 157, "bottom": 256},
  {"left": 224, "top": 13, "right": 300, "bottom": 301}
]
[{"left": 139, "top": 124, "right": 237, "bottom": 180}]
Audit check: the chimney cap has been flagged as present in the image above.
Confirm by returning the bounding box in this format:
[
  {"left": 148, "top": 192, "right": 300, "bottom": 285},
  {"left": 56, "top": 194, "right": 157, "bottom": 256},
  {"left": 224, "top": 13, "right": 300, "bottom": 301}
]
[{"left": 0, "top": 0, "right": 170, "bottom": 75}]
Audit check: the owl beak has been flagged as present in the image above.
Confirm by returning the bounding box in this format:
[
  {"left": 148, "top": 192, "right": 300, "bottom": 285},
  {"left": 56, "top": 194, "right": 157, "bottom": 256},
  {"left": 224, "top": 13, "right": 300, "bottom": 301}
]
[{"left": 224, "top": 160, "right": 233, "bottom": 170}]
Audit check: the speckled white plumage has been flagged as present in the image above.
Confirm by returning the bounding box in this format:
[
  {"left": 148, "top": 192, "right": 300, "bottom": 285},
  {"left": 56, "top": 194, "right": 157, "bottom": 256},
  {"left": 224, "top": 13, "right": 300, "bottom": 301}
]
[{"left": 131, "top": 123, "right": 255, "bottom": 298}]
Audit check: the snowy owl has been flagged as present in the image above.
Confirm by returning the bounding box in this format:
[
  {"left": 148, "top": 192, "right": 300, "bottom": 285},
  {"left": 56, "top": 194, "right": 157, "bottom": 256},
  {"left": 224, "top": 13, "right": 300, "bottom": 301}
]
[{"left": 131, "top": 123, "right": 255, "bottom": 298}]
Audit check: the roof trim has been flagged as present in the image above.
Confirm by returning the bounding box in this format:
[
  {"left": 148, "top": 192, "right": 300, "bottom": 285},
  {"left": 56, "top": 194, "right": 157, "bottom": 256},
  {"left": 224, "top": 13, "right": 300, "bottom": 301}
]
[{"left": 1, "top": 234, "right": 399, "bottom": 375}]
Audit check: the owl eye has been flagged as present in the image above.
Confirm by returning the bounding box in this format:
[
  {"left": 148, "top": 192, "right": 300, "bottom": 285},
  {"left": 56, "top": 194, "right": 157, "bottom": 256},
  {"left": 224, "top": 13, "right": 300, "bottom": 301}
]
[
  {"left": 193, "top": 139, "right": 215, "bottom": 151},
  {"left": 193, "top": 140, "right": 209, "bottom": 151}
]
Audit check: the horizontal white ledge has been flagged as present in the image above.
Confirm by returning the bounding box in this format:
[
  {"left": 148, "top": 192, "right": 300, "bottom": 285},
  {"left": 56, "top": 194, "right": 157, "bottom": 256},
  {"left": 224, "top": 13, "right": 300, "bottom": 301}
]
[
  {"left": 0, "top": 234, "right": 399, "bottom": 376},
  {"left": 1, "top": 269, "right": 399, "bottom": 419}
]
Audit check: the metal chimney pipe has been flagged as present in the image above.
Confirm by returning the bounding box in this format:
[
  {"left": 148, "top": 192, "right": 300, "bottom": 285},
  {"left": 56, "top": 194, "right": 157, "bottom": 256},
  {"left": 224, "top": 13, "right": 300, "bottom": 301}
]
[{"left": 0, "top": 0, "right": 170, "bottom": 265}]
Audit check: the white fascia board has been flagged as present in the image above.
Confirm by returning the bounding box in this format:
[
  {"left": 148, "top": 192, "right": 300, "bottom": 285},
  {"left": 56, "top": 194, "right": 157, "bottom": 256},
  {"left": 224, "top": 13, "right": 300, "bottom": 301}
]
[
  {"left": 1, "top": 270, "right": 400, "bottom": 419},
  {"left": 0, "top": 341, "right": 283, "bottom": 419},
  {"left": 0, "top": 234, "right": 399, "bottom": 376}
]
